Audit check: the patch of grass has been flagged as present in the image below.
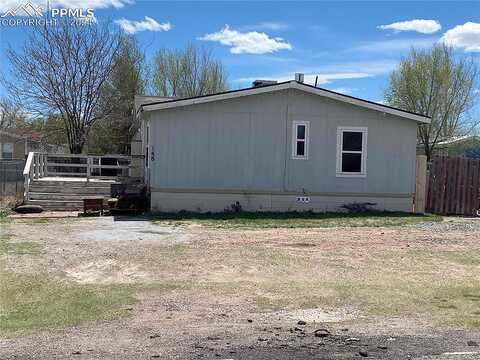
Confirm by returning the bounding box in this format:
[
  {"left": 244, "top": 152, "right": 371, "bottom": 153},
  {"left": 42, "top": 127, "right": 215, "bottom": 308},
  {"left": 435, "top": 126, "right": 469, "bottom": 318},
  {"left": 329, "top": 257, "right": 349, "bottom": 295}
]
[
  {"left": 249, "top": 278, "right": 480, "bottom": 329},
  {"left": 437, "top": 251, "right": 480, "bottom": 267},
  {"left": 0, "top": 206, "right": 11, "bottom": 223},
  {"left": 331, "top": 281, "right": 480, "bottom": 329},
  {"left": 27, "top": 218, "right": 53, "bottom": 224},
  {"left": 0, "top": 236, "right": 43, "bottom": 256},
  {"left": 254, "top": 281, "right": 338, "bottom": 311},
  {"left": 151, "top": 211, "right": 442, "bottom": 229},
  {"left": 0, "top": 271, "right": 136, "bottom": 337},
  {"left": 0, "top": 241, "right": 43, "bottom": 256}
]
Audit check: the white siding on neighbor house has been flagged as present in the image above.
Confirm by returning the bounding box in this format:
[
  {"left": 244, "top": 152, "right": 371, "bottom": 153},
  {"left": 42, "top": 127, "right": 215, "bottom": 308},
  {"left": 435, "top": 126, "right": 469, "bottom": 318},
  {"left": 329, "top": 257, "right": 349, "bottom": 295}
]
[{"left": 144, "top": 88, "right": 418, "bottom": 212}]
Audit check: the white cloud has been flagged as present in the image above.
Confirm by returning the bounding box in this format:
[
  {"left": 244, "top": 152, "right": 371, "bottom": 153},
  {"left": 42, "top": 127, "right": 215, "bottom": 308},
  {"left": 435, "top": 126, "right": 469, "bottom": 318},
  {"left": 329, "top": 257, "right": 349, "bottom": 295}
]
[
  {"left": 235, "top": 72, "right": 372, "bottom": 86},
  {"left": 316, "top": 60, "right": 398, "bottom": 76},
  {"left": 441, "top": 22, "right": 480, "bottom": 52},
  {"left": 199, "top": 25, "right": 292, "bottom": 54},
  {"left": 307, "top": 73, "right": 371, "bottom": 85},
  {"left": 51, "top": 0, "right": 133, "bottom": 9},
  {"left": 378, "top": 19, "right": 441, "bottom": 34},
  {"left": 115, "top": 16, "right": 171, "bottom": 34},
  {"left": 243, "top": 22, "right": 289, "bottom": 31},
  {"left": 352, "top": 37, "right": 437, "bottom": 53},
  {"left": 0, "top": 0, "right": 133, "bottom": 13},
  {"left": 233, "top": 60, "right": 397, "bottom": 86},
  {"left": 328, "top": 87, "right": 359, "bottom": 95}
]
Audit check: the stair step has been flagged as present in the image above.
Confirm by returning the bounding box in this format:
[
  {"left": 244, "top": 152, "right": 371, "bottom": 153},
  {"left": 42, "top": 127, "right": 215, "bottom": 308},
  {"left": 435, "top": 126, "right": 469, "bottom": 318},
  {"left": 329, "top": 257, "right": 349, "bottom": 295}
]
[
  {"left": 31, "top": 181, "right": 113, "bottom": 188},
  {"left": 26, "top": 178, "right": 121, "bottom": 211},
  {"left": 28, "top": 193, "right": 111, "bottom": 201},
  {"left": 26, "top": 199, "right": 85, "bottom": 211},
  {"left": 29, "top": 186, "right": 111, "bottom": 195}
]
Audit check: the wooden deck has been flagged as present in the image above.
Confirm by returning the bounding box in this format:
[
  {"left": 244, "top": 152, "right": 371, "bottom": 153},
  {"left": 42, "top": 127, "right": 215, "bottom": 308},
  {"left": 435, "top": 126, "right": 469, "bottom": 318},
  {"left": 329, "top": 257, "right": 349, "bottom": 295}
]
[{"left": 23, "top": 153, "right": 134, "bottom": 211}]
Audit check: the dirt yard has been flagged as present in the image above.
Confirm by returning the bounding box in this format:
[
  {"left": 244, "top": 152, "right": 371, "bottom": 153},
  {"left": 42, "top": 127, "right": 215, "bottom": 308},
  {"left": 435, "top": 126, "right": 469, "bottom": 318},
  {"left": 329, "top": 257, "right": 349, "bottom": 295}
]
[{"left": 1, "top": 215, "right": 480, "bottom": 359}]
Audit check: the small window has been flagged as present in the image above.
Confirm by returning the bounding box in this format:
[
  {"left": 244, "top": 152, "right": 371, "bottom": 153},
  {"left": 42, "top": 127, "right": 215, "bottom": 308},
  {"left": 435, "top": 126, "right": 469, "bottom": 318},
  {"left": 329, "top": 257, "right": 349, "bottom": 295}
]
[
  {"left": 1, "top": 143, "right": 13, "bottom": 159},
  {"left": 336, "top": 127, "right": 367, "bottom": 177},
  {"left": 292, "top": 121, "right": 309, "bottom": 159}
]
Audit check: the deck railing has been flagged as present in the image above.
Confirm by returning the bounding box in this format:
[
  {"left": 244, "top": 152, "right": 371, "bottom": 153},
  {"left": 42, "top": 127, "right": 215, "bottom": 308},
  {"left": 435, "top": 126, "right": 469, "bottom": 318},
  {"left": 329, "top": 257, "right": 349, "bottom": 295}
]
[{"left": 23, "top": 152, "right": 134, "bottom": 200}]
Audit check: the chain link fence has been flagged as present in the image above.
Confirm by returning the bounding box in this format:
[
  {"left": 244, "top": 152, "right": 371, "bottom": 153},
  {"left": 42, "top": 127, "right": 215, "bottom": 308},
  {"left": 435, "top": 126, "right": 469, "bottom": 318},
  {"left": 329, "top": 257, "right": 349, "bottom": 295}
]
[{"left": 0, "top": 160, "right": 25, "bottom": 207}]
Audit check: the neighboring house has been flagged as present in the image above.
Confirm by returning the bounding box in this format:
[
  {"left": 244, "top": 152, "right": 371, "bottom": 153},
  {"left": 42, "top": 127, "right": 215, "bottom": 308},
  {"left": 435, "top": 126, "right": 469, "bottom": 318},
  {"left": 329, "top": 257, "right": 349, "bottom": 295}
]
[
  {"left": 0, "top": 129, "right": 66, "bottom": 160},
  {"left": 0, "top": 130, "right": 27, "bottom": 159},
  {"left": 417, "top": 136, "right": 480, "bottom": 159},
  {"left": 136, "top": 76, "right": 430, "bottom": 213}
]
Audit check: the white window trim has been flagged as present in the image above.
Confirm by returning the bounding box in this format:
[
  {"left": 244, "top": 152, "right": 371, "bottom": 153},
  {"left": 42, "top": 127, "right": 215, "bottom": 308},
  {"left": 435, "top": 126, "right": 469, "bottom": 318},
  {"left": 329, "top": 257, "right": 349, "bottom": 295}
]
[
  {"left": 336, "top": 126, "right": 368, "bottom": 178},
  {"left": 292, "top": 121, "right": 309, "bottom": 160}
]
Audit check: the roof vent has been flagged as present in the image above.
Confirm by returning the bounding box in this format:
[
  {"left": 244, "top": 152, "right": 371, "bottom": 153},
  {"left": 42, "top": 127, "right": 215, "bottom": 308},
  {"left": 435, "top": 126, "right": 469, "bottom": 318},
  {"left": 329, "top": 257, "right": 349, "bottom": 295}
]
[
  {"left": 295, "top": 73, "right": 304, "bottom": 83},
  {"left": 252, "top": 80, "right": 277, "bottom": 88}
]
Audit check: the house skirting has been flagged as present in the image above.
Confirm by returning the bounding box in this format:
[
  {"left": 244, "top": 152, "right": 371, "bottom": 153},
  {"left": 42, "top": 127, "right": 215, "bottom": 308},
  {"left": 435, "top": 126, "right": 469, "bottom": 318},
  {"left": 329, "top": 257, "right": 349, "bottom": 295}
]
[{"left": 150, "top": 188, "right": 413, "bottom": 213}]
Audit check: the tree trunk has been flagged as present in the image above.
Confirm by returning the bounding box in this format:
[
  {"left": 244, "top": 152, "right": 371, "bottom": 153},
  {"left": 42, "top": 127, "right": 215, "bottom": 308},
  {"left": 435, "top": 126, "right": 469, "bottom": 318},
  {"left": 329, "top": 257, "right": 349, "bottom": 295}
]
[
  {"left": 424, "top": 144, "right": 432, "bottom": 163},
  {"left": 69, "top": 143, "right": 84, "bottom": 154}
]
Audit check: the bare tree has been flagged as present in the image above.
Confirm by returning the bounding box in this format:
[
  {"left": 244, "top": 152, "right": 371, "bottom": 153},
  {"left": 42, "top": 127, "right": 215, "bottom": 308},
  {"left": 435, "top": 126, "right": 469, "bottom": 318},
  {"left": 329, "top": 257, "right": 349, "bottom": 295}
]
[
  {"left": 0, "top": 97, "right": 23, "bottom": 129},
  {"left": 385, "top": 44, "right": 478, "bottom": 161},
  {"left": 5, "top": 21, "right": 121, "bottom": 153},
  {"left": 152, "top": 44, "right": 228, "bottom": 97}
]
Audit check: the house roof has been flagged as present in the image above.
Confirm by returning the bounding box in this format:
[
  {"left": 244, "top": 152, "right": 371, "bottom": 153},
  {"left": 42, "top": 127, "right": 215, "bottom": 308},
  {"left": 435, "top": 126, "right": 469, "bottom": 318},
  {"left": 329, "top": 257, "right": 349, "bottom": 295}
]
[
  {"left": 436, "top": 135, "right": 479, "bottom": 146},
  {"left": 0, "top": 128, "right": 47, "bottom": 140},
  {"left": 140, "top": 80, "right": 431, "bottom": 124},
  {"left": 0, "top": 129, "right": 27, "bottom": 140}
]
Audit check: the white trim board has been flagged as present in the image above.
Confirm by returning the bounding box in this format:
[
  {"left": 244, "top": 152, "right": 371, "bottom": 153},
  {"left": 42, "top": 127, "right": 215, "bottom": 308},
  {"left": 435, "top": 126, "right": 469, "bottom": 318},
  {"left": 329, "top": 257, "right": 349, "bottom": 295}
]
[{"left": 141, "top": 81, "right": 431, "bottom": 124}]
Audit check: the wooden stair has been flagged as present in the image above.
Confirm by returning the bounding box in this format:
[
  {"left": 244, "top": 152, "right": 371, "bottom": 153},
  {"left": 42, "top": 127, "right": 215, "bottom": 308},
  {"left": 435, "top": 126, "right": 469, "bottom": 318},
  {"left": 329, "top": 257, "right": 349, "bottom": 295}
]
[{"left": 26, "top": 179, "right": 114, "bottom": 211}]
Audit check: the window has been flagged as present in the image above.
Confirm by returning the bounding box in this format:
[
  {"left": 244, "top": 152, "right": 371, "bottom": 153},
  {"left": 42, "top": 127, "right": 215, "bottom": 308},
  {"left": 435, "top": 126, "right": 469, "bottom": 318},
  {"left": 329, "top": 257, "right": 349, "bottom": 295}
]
[
  {"left": 292, "top": 121, "right": 309, "bottom": 159},
  {"left": 336, "top": 127, "right": 367, "bottom": 177},
  {"left": 1, "top": 143, "right": 13, "bottom": 159}
]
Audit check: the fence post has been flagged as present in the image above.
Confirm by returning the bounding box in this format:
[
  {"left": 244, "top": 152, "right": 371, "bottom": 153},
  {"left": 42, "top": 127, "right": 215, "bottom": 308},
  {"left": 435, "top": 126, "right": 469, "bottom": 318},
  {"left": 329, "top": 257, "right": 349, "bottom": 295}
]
[{"left": 414, "top": 155, "right": 427, "bottom": 214}]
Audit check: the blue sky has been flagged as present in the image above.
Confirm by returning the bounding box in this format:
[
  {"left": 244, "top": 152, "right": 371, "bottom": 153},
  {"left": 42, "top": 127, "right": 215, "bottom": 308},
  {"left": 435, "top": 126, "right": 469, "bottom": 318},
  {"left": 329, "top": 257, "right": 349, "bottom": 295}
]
[{"left": 1, "top": 1, "right": 480, "bottom": 103}]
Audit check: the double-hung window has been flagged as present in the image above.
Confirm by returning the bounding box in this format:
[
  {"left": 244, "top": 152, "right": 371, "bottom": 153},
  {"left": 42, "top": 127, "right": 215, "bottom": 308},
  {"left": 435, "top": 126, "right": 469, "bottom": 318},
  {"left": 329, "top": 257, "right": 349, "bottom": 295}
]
[
  {"left": 292, "top": 121, "right": 309, "bottom": 160},
  {"left": 336, "top": 127, "right": 367, "bottom": 177}
]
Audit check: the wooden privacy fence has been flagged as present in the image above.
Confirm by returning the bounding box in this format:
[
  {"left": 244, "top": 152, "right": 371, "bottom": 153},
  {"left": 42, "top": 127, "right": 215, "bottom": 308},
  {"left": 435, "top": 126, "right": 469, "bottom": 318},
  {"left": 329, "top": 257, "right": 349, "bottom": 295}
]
[{"left": 426, "top": 156, "right": 480, "bottom": 216}]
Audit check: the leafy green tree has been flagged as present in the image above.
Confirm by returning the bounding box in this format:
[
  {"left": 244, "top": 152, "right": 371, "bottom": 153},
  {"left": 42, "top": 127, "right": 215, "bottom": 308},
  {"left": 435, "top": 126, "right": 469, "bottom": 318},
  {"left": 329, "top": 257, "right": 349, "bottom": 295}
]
[
  {"left": 385, "top": 44, "right": 478, "bottom": 161},
  {"left": 89, "top": 35, "right": 146, "bottom": 154},
  {"left": 152, "top": 44, "right": 228, "bottom": 97}
]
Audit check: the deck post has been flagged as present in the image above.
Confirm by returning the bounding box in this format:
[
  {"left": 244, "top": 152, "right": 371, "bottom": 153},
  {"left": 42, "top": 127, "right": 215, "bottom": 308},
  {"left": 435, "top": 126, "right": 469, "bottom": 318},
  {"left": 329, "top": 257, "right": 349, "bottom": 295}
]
[
  {"left": 86, "top": 157, "right": 91, "bottom": 182},
  {"left": 33, "top": 153, "right": 39, "bottom": 179},
  {"left": 39, "top": 153, "right": 44, "bottom": 178},
  {"left": 44, "top": 153, "right": 48, "bottom": 177}
]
